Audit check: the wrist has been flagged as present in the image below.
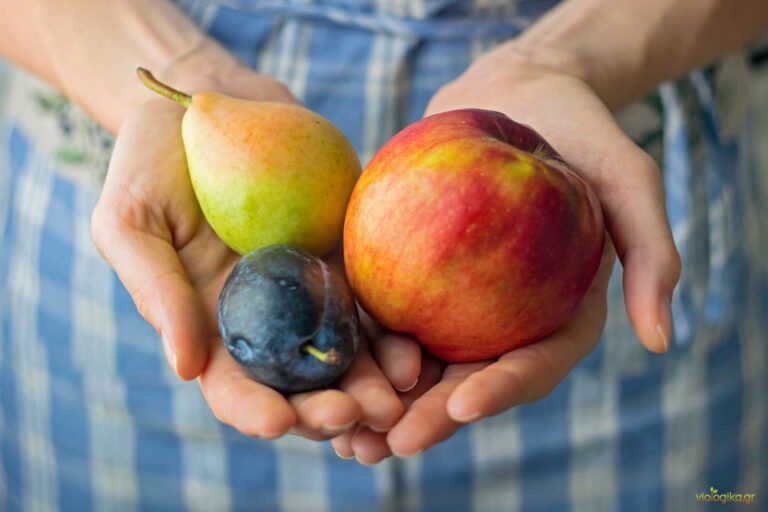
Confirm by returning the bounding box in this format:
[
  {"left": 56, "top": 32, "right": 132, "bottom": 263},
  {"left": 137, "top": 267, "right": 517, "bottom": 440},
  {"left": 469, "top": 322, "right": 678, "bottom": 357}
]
[
  {"left": 35, "top": 0, "right": 290, "bottom": 133},
  {"left": 502, "top": 0, "right": 768, "bottom": 111},
  {"left": 151, "top": 38, "right": 299, "bottom": 106},
  {"left": 502, "top": 0, "right": 663, "bottom": 111},
  {"left": 497, "top": 38, "right": 633, "bottom": 112},
  {"left": 127, "top": 40, "right": 298, "bottom": 131},
  {"left": 149, "top": 38, "right": 240, "bottom": 99}
]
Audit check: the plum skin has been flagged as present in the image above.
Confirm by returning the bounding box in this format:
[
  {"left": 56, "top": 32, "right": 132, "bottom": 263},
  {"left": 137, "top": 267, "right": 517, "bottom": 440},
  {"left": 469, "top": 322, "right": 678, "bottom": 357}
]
[{"left": 218, "top": 244, "right": 360, "bottom": 393}]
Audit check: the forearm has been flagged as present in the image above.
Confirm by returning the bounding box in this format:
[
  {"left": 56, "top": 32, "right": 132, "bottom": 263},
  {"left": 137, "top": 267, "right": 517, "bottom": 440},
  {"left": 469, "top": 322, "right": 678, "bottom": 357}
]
[
  {"left": 511, "top": 0, "right": 768, "bottom": 110},
  {"left": 0, "top": 0, "right": 240, "bottom": 133}
]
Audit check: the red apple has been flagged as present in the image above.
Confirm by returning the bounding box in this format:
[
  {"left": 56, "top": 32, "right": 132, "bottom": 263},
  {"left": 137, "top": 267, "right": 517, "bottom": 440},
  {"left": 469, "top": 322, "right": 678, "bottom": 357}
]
[{"left": 343, "top": 109, "right": 605, "bottom": 363}]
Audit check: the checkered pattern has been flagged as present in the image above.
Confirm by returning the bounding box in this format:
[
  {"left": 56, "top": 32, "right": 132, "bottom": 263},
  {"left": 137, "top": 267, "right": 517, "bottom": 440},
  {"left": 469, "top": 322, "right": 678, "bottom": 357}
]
[{"left": 1, "top": 1, "right": 766, "bottom": 510}]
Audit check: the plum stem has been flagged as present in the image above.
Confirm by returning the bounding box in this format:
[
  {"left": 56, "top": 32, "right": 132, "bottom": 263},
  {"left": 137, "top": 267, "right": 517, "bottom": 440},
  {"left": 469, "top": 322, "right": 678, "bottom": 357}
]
[
  {"left": 136, "top": 67, "right": 192, "bottom": 107},
  {"left": 301, "top": 343, "right": 341, "bottom": 365}
]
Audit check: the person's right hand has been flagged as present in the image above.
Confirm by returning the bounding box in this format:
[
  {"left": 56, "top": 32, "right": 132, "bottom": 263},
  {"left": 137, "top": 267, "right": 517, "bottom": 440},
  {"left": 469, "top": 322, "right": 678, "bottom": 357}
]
[{"left": 91, "top": 68, "right": 405, "bottom": 442}]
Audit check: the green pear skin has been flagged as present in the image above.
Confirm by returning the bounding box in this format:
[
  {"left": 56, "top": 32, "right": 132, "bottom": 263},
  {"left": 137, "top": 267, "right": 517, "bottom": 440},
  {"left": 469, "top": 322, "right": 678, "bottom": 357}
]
[{"left": 138, "top": 68, "right": 361, "bottom": 256}]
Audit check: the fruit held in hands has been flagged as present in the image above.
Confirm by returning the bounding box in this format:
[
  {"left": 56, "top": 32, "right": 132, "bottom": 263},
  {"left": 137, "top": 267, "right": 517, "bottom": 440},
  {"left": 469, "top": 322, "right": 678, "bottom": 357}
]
[
  {"left": 218, "top": 244, "right": 360, "bottom": 393},
  {"left": 344, "top": 109, "right": 605, "bottom": 363},
  {"left": 137, "top": 68, "right": 360, "bottom": 256}
]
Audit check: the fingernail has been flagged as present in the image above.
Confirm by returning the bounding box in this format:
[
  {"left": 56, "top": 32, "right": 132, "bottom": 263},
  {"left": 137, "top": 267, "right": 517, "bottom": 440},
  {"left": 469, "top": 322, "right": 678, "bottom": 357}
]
[
  {"left": 261, "top": 429, "right": 287, "bottom": 439},
  {"left": 333, "top": 448, "right": 354, "bottom": 460},
  {"left": 392, "top": 448, "right": 423, "bottom": 458},
  {"left": 657, "top": 295, "right": 672, "bottom": 352},
  {"left": 396, "top": 378, "right": 419, "bottom": 393},
  {"left": 161, "top": 333, "right": 178, "bottom": 376},
  {"left": 355, "top": 455, "right": 383, "bottom": 466},
  {"left": 369, "top": 425, "right": 390, "bottom": 434},
  {"left": 450, "top": 411, "right": 481, "bottom": 423},
  {"left": 321, "top": 420, "right": 357, "bottom": 436}
]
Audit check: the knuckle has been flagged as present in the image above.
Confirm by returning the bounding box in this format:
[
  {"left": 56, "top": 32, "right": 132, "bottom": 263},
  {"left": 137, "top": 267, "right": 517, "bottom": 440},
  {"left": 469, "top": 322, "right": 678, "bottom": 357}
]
[
  {"left": 598, "top": 145, "right": 661, "bottom": 193},
  {"left": 114, "top": 191, "right": 152, "bottom": 230},
  {"left": 107, "top": 186, "right": 155, "bottom": 231},
  {"left": 662, "top": 241, "right": 683, "bottom": 284},
  {"left": 521, "top": 342, "right": 573, "bottom": 402},
  {"left": 90, "top": 189, "right": 149, "bottom": 251},
  {"left": 272, "top": 81, "right": 294, "bottom": 100},
  {"left": 493, "top": 365, "right": 533, "bottom": 406},
  {"left": 634, "top": 150, "right": 662, "bottom": 178},
  {"left": 89, "top": 206, "right": 107, "bottom": 250},
  {"left": 128, "top": 272, "right": 183, "bottom": 328},
  {"left": 207, "top": 378, "right": 237, "bottom": 427},
  {"left": 130, "top": 283, "right": 156, "bottom": 324},
  {"left": 90, "top": 200, "right": 115, "bottom": 250}
]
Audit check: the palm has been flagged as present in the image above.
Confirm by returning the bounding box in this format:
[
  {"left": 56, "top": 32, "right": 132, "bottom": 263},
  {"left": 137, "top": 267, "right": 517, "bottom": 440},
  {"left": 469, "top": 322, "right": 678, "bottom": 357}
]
[
  {"left": 174, "top": 204, "right": 239, "bottom": 330},
  {"left": 93, "top": 97, "right": 406, "bottom": 444}
]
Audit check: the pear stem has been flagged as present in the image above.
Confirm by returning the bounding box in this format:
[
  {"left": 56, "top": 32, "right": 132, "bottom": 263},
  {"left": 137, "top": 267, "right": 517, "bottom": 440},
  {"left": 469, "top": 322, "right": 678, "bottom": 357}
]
[
  {"left": 301, "top": 343, "right": 341, "bottom": 365},
  {"left": 136, "top": 67, "right": 192, "bottom": 107}
]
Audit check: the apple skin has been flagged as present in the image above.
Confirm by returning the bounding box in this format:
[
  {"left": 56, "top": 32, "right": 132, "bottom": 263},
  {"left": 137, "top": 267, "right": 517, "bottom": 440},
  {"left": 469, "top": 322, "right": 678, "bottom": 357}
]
[{"left": 343, "top": 109, "right": 605, "bottom": 363}]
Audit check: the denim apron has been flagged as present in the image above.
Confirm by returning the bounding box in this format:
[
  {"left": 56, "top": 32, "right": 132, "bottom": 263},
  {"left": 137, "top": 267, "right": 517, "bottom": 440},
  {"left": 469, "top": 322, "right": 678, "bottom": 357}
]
[{"left": 1, "top": 1, "right": 766, "bottom": 510}]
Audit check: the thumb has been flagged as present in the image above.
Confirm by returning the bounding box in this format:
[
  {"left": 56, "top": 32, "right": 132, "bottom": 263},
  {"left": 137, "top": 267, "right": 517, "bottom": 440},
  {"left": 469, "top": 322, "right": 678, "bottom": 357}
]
[
  {"left": 593, "top": 141, "right": 681, "bottom": 353},
  {"left": 90, "top": 207, "right": 209, "bottom": 379}
]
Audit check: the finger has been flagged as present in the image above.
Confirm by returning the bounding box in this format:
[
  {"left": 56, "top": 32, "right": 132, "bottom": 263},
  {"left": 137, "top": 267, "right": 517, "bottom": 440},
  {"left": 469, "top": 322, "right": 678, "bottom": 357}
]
[
  {"left": 91, "top": 104, "right": 208, "bottom": 380},
  {"left": 370, "top": 332, "right": 422, "bottom": 392},
  {"left": 330, "top": 427, "right": 356, "bottom": 459},
  {"left": 350, "top": 426, "right": 392, "bottom": 465},
  {"left": 347, "top": 353, "right": 451, "bottom": 463},
  {"left": 590, "top": 141, "right": 681, "bottom": 353},
  {"left": 198, "top": 339, "right": 296, "bottom": 438},
  {"left": 398, "top": 353, "right": 446, "bottom": 408},
  {"left": 446, "top": 240, "right": 615, "bottom": 422},
  {"left": 338, "top": 338, "right": 404, "bottom": 433},
  {"left": 91, "top": 213, "right": 208, "bottom": 380},
  {"left": 359, "top": 309, "right": 422, "bottom": 392},
  {"left": 287, "top": 390, "right": 361, "bottom": 441},
  {"left": 511, "top": 92, "right": 680, "bottom": 354},
  {"left": 387, "top": 360, "right": 490, "bottom": 457},
  {"left": 323, "top": 245, "right": 346, "bottom": 277}
]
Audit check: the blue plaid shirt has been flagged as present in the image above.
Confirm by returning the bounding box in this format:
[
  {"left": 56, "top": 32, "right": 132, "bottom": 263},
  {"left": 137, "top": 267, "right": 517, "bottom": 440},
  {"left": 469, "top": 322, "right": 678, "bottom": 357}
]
[{"left": 1, "top": 1, "right": 766, "bottom": 510}]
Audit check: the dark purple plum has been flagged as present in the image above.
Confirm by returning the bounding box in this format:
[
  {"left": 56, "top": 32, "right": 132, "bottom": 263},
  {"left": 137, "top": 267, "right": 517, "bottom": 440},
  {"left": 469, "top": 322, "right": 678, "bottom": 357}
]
[{"left": 218, "top": 244, "right": 360, "bottom": 393}]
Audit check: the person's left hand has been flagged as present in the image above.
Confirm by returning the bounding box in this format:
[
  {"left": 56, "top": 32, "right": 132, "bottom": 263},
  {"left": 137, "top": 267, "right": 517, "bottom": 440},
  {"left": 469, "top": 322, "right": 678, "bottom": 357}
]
[{"left": 332, "top": 42, "right": 679, "bottom": 462}]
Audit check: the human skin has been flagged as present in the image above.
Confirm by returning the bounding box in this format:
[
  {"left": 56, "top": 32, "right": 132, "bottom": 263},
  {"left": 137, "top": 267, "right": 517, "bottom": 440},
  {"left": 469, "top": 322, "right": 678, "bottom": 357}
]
[
  {"left": 0, "top": 0, "right": 413, "bottom": 446},
  {"left": 330, "top": 0, "right": 768, "bottom": 462},
  {"left": 2, "top": 0, "right": 767, "bottom": 464}
]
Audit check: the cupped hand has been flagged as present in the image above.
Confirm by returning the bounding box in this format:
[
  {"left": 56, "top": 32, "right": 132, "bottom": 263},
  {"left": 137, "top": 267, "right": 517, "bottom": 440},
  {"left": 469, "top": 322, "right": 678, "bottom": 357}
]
[
  {"left": 91, "top": 69, "right": 404, "bottom": 441},
  {"left": 333, "top": 43, "right": 680, "bottom": 460}
]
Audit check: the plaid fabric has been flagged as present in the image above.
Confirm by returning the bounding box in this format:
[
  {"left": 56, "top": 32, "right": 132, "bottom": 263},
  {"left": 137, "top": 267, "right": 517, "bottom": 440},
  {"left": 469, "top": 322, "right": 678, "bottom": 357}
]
[{"left": 1, "top": 1, "right": 766, "bottom": 510}]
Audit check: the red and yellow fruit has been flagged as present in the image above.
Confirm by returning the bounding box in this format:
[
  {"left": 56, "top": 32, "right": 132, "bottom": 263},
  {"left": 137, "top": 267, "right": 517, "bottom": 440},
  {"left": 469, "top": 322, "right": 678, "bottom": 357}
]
[{"left": 344, "top": 109, "right": 605, "bottom": 362}]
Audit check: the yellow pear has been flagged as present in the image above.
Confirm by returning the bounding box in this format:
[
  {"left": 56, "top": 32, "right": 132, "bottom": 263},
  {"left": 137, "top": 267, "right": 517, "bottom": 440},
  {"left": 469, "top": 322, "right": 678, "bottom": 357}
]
[{"left": 137, "top": 68, "right": 360, "bottom": 256}]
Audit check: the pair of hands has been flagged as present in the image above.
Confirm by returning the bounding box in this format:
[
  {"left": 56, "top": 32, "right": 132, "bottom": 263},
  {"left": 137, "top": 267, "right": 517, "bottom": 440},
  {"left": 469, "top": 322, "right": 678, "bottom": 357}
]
[{"left": 91, "top": 43, "right": 680, "bottom": 464}]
